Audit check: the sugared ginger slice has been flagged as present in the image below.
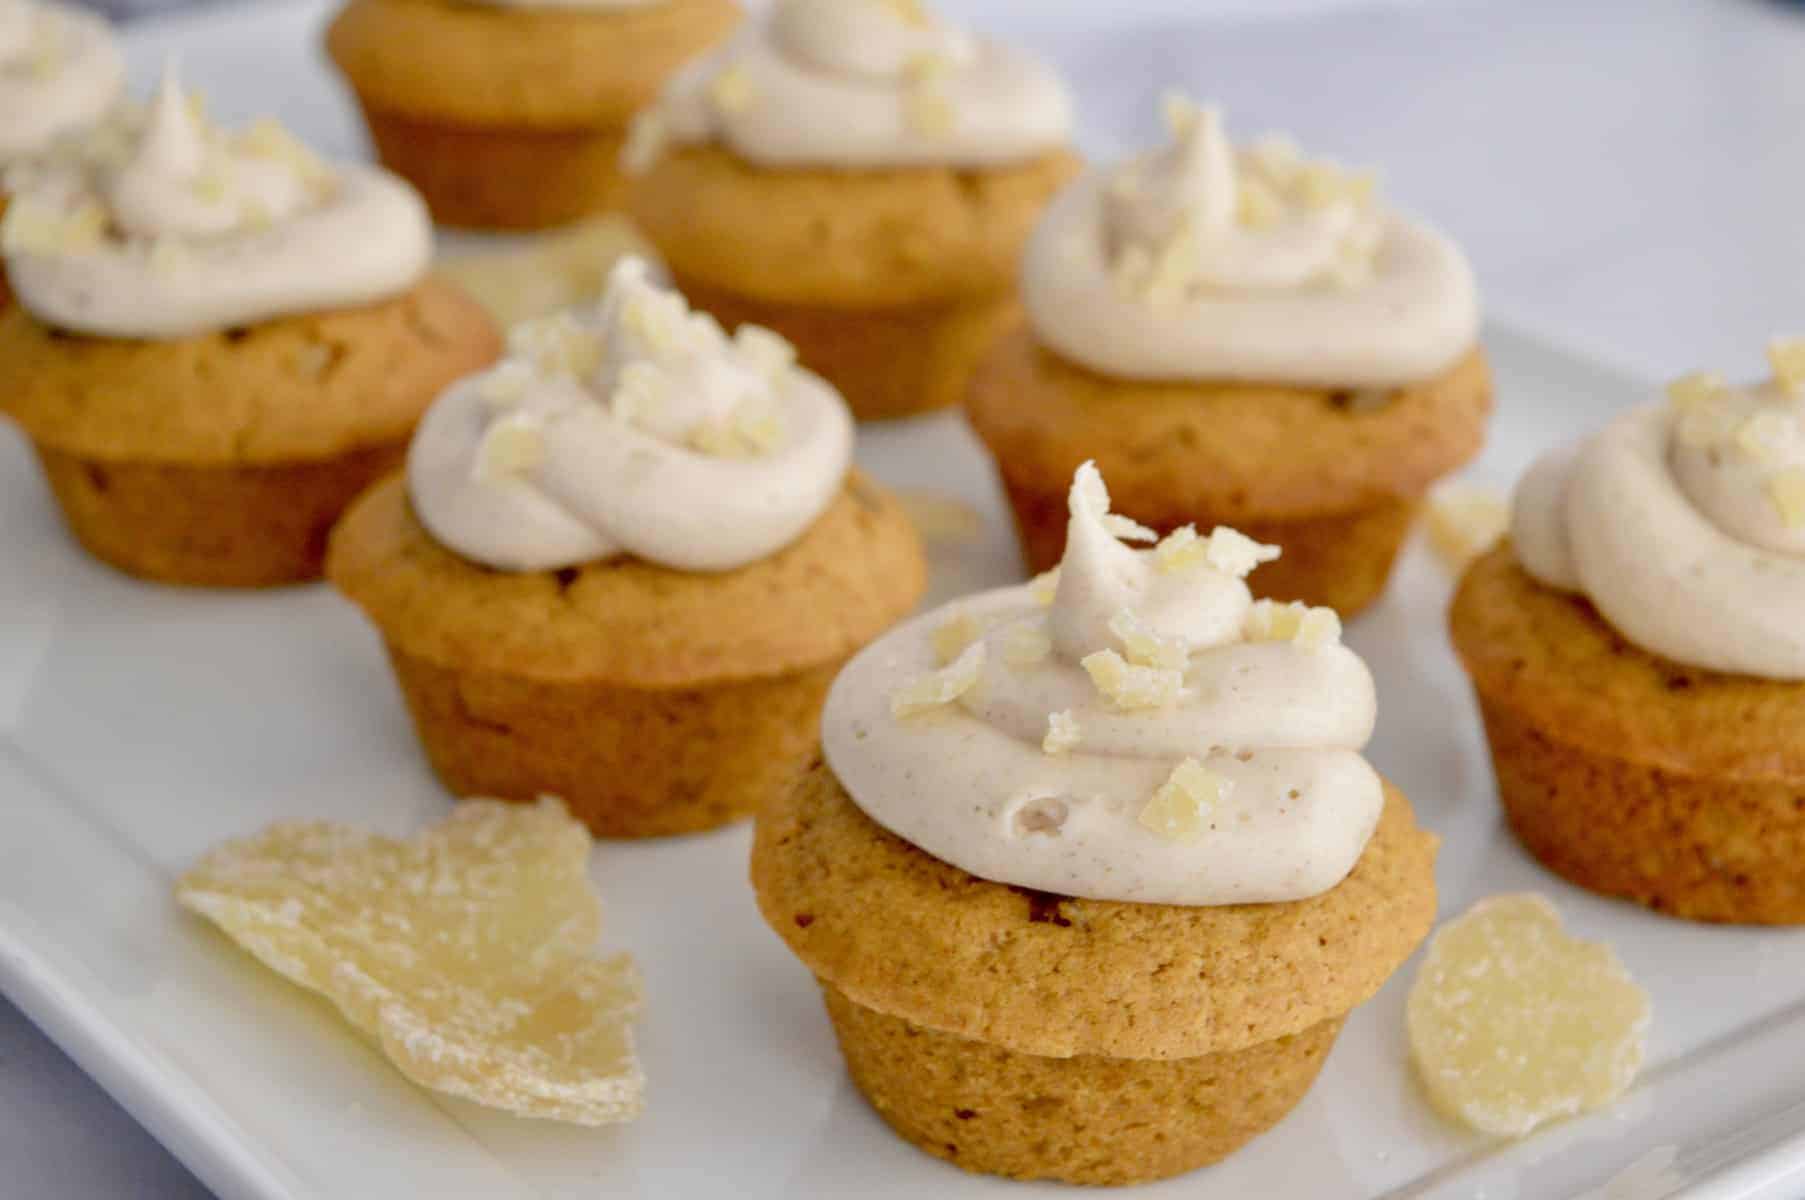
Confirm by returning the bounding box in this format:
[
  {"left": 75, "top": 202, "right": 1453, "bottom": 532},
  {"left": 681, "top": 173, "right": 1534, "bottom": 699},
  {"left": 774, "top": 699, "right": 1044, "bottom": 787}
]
[
  {"left": 1407, "top": 893, "right": 1649, "bottom": 1138},
  {"left": 176, "top": 798, "right": 644, "bottom": 1126}
]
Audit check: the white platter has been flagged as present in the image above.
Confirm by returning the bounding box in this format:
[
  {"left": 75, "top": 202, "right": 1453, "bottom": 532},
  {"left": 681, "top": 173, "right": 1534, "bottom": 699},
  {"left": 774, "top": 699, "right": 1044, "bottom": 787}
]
[{"left": 6, "top": 3, "right": 1805, "bottom": 1198}]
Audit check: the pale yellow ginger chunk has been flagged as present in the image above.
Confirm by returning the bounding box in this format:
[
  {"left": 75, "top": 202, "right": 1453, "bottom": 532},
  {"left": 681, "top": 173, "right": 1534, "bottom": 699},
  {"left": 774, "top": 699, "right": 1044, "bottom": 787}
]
[
  {"left": 931, "top": 609, "right": 981, "bottom": 666},
  {"left": 1080, "top": 649, "right": 1184, "bottom": 711},
  {"left": 1236, "top": 177, "right": 1284, "bottom": 231},
  {"left": 1768, "top": 468, "right": 1805, "bottom": 529},
  {"left": 1042, "top": 710, "right": 1081, "bottom": 756},
  {"left": 1294, "top": 161, "right": 1346, "bottom": 209},
  {"left": 1767, "top": 336, "right": 1805, "bottom": 396},
  {"left": 475, "top": 414, "right": 545, "bottom": 482},
  {"left": 176, "top": 798, "right": 645, "bottom": 1126},
  {"left": 1027, "top": 567, "right": 1061, "bottom": 607},
  {"left": 510, "top": 312, "right": 603, "bottom": 379},
  {"left": 688, "top": 402, "right": 783, "bottom": 458},
  {"left": 1407, "top": 893, "right": 1650, "bottom": 1139},
  {"left": 733, "top": 324, "right": 796, "bottom": 382},
  {"left": 609, "top": 360, "right": 667, "bottom": 426},
  {"left": 1000, "top": 620, "right": 1053, "bottom": 669},
  {"left": 1153, "top": 525, "right": 1208, "bottom": 573},
  {"left": 1735, "top": 409, "right": 1793, "bottom": 465},
  {"left": 1205, "top": 527, "right": 1281, "bottom": 578},
  {"left": 1108, "top": 608, "right": 1189, "bottom": 671},
  {"left": 708, "top": 64, "right": 756, "bottom": 114},
  {"left": 1664, "top": 369, "right": 1728, "bottom": 412},
  {"left": 905, "top": 88, "right": 956, "bottom": 138},
  {"left": 1674, "top": 392, "right": 1737, "bottom": 449},
  {"left": 892, "top": 641, "right": 985, "bottom": 717},
  {"left": 1246, "top": 599, "right": 1341, "bottom": 649},
  {"left": 1139, "top": 758, "right": 1226, "bottom": 842},
  {"left": 1426, "top": 485, "right": 1509, "bottom": 573},
  {"left": 1247, "top": 133, "right": 1302, "bottom": 183},
  {"left": 1, "top": 197, "right": 105, "bottom": 256}
]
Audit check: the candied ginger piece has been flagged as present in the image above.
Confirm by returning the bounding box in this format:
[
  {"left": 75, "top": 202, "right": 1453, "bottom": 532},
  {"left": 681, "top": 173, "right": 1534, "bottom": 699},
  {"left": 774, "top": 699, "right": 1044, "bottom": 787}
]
[
  {"left": 1665, "top": 369, "right": 1727, "bottom": 412},
  {"left": 176, "top": 798, "right": 645, "bottom": 1126},
  {"left": 1108, "top": 608, "right": 1189, "bottom": 671},
  {"left": 1768, "top": 336, "right": 1805, "bottom": 396},
  {"left": 1406, "top": 893, "right": 1650, "bottom": 1139},
  {"left": 1139, "top": 758, "right": 1226, "bottom": 842},
  {"left": 1080, "top": 649, "right": 1184, "bottom": 710},
  {"left": 1042, "top": 709, "right": 1081, "bottom": 756},
  {"left": 931, "top": 609, "right": 981, "bottom": 665},
  {"left": 1245, "top": 599, "right": 1341, "bottom": 649},
  {"left": 1426, "top": 485, "right": 1509, "bottom": 573},
  {"left": 892, "top": 641, "right": 985, "bottom": 717}
]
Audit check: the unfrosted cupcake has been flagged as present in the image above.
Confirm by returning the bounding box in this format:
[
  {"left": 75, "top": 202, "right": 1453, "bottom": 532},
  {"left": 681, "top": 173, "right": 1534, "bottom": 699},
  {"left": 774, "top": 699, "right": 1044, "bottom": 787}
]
[
  {"left": 625, "top": 0, "right": 1080, "bottom": 420},
  {"left": 967, "top": 98, "right": 1490, "bottom": 615},
  {"left": 0, "top": 0, "right": 124, "bottom": 305},
  {"left": 0, "top": 73, "right": 499, "bottom": 586},
  {"left": 329, "top": 258, "right": 926, "bottom": 838},
  {"left": 1452, "top": 342, "right": 1805, "bottom": 924},
  {"left": 326, "top": 0, "right": 739, "bottom": 229},
  {"left": 752, "top": 462, "right": 1437, "bottom": 1183}
]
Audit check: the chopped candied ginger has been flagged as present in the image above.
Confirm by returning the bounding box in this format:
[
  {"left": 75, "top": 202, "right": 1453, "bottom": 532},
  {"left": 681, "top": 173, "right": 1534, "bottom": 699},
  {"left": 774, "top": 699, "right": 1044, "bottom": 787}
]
[
  {"left": 474, "top": 414, "right": 545, "bottom": 482},
  {"left": 931, "top": 609, "right": 981, "bottom": 665},
  {"left": 892, "top": 641, "right": 985, "bottom": 717},
  {"left": 176, "top": 799, "right": 645, "bottom": 1126},
  {"left": 734, "top": 324, "right": 797, "bottom": 382},
  {"left": 1426, "top": 485, "right": 1509, "bottom": 573},
  {"left": 509, "top": 311, "right": 604, "bottom": 379},
  {"left": 1153, "top": 524, "right": 1279, "bottom": 578},
  {"left": 1665, "top": 369, "right": 1728, "bottom": 413},
  {"left": 1042, "top": 709, "right": 1081, "bottom": 756},
  {"left": 688, "top": 401, "right": 783, "bottom": 458},
  {"left": 1108, "top": 608, "right": 1189, "bottom": 671},
  {"left": 1080, "top": 649, "right": 1185, "bottom": 711},
  {"left": 1245, "top": 599, "right": 1342, "bottom": 650},
  {"left": 1139, "top": 759, "right": 1226, "bottom": 842},
  {"left": 1768, "top": 468, "right": 1805, "bottom": 529},
  {"left": 1768, "top": 336, "right": 1805, "bottom": 396},
  {"left": 1028, "top": 567, "right": 1061, "bottom": 607},
  {"left": 1735, "top": 410, "right": 1794, "bottom": 465},
  {"left": 1407, "top": 893, "right": 1650, "bottom": 1139}
]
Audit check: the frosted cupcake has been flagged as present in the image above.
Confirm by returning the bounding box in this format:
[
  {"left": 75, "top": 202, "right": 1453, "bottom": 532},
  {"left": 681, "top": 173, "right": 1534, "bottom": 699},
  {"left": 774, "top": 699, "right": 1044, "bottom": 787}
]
[
  {"left": 1452, "top": 342, "right": 1805, "bottom": 924},
  {"left": 625, "top": 0, "right": 1080, "bottom": 420},
  {"left": 329, "top": 258, "right": 926, "bottom": 838},
  {"left": 326, "top": 0, "right": 738, "bottom": 229},
  {"left": 0, "top": 0, "right": 124, "bottom": 305},
  {"left": 967, "top": 98, "right": 1490, "bottom": 615},
  {"left": 752, "top": 463, "right": 1438, "bottom": 1183},
  {"left": 0, "top": 73, "right": 499, "bottom": 586}
]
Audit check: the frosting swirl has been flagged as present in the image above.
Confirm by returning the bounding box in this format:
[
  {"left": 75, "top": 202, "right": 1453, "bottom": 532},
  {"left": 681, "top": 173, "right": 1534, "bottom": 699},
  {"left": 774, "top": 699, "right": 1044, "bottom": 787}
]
[
  {"left": 1021, "top": 97, "right": 1479, "bottom": 389},
  {"left": 409, "top": 257, "right": 854, "bottom": 573},
  {"left": 625, "top": 0, "right": 1071, "bottom": 171},
  {"left": 1511, "top": 347, "right": 1805, "bottom": 679},
  {"left": 823, "top": 462, "right": 1383, "bottom": 906},
  {"left": 0, "top": 0, "right": 122, "bottom": 164},
  {"left": 0, "top": 69, "right": 431, "bottom": 337}
]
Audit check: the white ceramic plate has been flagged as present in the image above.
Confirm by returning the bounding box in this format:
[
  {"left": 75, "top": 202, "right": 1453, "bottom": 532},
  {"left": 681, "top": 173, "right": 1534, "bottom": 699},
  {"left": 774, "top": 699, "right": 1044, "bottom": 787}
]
[{"left": 6, "top": 4, "right": 1805, "bottom": 1199}]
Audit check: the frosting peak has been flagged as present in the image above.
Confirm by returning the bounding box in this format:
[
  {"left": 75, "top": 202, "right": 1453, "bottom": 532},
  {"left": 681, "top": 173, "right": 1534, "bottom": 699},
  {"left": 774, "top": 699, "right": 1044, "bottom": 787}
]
[
  {"left": 1, "top": 67, "right": 430, "bottom": 337},
  {"left": 408, "top": 258, "right": 854, "bottom": 573},
  {"left": 0, "top": 0, "right": 123, "bottom": 163},
  {"left": 627, "top": 0, "right": 1071, "bottom": 171},
  {"left": 1022, "top": 97, "right": 1479, "bottom": 389},
  {"left": 824, "top": 463, "right": 1383, "bottom": 906},
  {"left": 1512, "top": 342, "right": 1805, "bottom": 679}
]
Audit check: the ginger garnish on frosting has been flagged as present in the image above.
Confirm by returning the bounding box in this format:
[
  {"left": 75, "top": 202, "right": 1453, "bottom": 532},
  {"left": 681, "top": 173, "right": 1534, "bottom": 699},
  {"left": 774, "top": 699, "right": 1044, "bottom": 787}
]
[
  {"left": 2, "top": 65, "right": 430, "bottom": 337},
  {"left": 408, "top": 257, "right": 855, "bottom": 574},
  {"left": 1512, "top": 338, "right": 1805, "bottom": 678},
  {"left": 623, "top": 0, "right": 1071, "bottom": 172},
  {"left": 827, "top": 461, "right": 1384, "bottom": 906}
]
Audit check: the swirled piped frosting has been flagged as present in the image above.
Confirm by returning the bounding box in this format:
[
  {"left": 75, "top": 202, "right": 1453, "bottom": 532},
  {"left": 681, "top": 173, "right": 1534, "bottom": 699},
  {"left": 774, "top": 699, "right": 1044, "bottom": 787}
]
[
  {"left": 822, "top": 462, "right": 1383, "bottom": 905},
  {"left": 1511, "top": 342, "right": 1805, "bottom": 680},
  {"left": 0, "top": 0, "right": 122, "bottom": 164},
  {"left": 0, "top": 68, "right": 430, "bottom": 337},
  {"left": 623, "top": 0, "right": 1071, "bottom": 171},
  {"left": 409, "top": 257, "right": 854, "bottom": 573},
  {"left": 1021, "top": 97, "right": 1479, "bottom": 389}
]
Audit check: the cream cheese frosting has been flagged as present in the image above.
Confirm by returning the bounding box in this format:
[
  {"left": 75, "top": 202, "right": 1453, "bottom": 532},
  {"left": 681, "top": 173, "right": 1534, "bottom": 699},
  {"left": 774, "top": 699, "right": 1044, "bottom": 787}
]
[
  {"left": 624, "top": 0, "right": 1071, "bottom": 171},
  {"left": 1511, "top": 344, "right": 1805, "bottom": 679},
  {"left": 0, "top": 0, "right": 123, "bottom": 164},
  {"left": 1021, "top": 97, "right": 1479, "bottom": 389},
  {"left": 409, "top": 257, "right": 854, "bottom": 573},
  {"left": 823, "top": 462, "right": 1384, "bottom": 906},
  {"left": 0, "top": 69, "right": 430, "bottom": 337}
]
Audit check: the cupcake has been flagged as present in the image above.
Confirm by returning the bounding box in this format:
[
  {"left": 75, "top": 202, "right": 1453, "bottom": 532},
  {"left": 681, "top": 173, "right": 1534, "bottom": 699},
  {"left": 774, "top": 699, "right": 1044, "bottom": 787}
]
[
  {"left": 967, "top": 98, "right": 1490, "bottom": 616},
  {"left": 326, "top": 0, "right": 740, "bottom": 230},
  {"left": 0, "top": 0, "right": 124, "bottom": 305},
  {"left": 624, "top": 0, "right": 1080, "bottom": 420},
  {"left": 751, "top": 462, "right": 1438, "bottom": 1183},
  {"left": 0, "top": 72, "right": 500, "bottom": 587},
  {"left": 328, "top": 258, "right": 926, "bottom": 838},
  {"left": 1452, "top": 342, "right": 1805, "bottom": 924}
]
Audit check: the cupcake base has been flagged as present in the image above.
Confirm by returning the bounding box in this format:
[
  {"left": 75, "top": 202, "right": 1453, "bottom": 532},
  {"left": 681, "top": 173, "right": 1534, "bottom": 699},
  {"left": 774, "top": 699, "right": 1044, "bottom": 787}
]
[
  {"left": 356, "top": 106, "right": 627, "bottom": 230},
  {"left": 386, "top": 644, "right": 840, "bottom": 838},
  {"left": 999, "top": 470, "right": 1419, "bottom": 615},
  {"left": 822, "top": 982, "right": 1341, "bottom": 1185},
  {"left": 33, "top": 439, "right": 406, "bottom": 587},
  {"left": 673, "top": 273, "right": 1019, "bottom": 422}
]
